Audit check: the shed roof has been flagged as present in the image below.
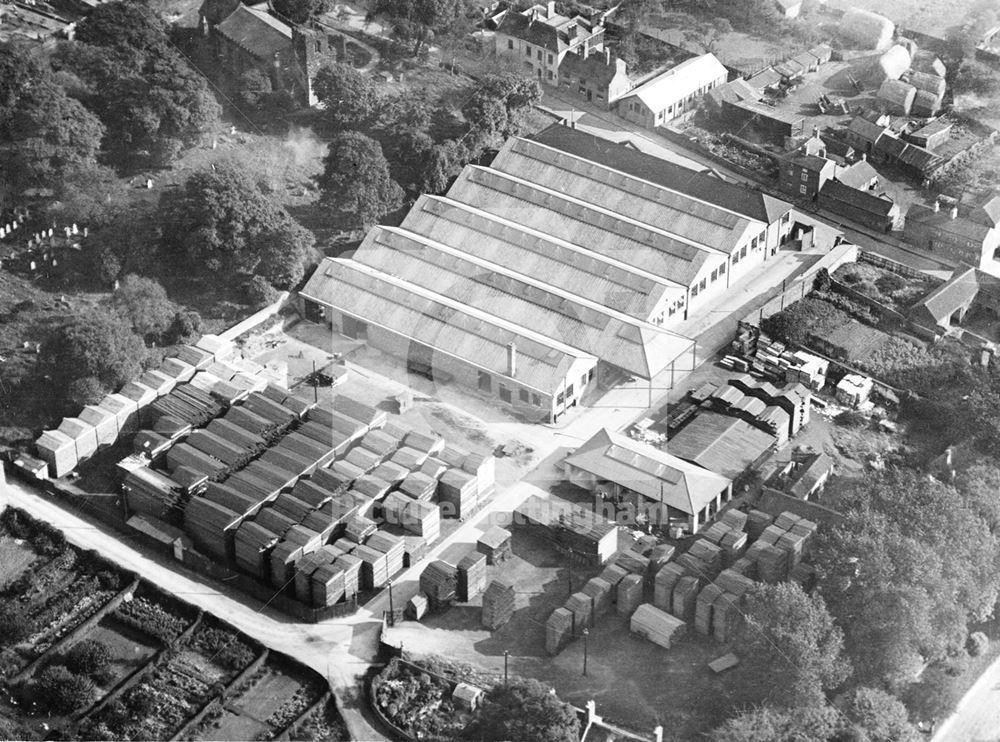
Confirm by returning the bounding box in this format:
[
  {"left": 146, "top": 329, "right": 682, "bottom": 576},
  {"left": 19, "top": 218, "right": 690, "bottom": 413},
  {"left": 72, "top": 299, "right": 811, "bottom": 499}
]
[
  {"left": 621, "top": 54, "right": 728, "bottom": 111},
  {"left": 822, "top": 180, "right": 896, "bottom": 217},
  {"left": 846, "top": 116, "right": 888, "bottom": 145},
  {"left": 564, "top": 428, "right": 731, "bottom": 515},
  {"left": 835, "top": 159, "right": 879, "bottom": 189},
  {"left": 666, "top": 411, "right": 775, "bottom": 479},
  {"left": 911, "top": 267, "right": 981, "bottom": 327}
]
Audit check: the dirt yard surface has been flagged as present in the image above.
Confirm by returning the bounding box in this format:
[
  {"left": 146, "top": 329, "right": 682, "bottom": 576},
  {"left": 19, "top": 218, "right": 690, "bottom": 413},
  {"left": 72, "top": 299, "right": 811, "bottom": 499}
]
[
  {"left": 85, "top": 616, "right": 161, "bottom": 690},
  {"left": 0, "top": 536, "right": 36, "bottom": 586}
]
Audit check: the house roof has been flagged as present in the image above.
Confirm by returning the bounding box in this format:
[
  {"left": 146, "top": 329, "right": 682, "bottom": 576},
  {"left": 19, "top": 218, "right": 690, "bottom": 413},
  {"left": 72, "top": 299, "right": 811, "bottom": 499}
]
[
  {"left": 835, "top": 159, "right": 879, "bottom": 189},
  {"left": 726, "top": 97, "right": 806, "bottom": 127},
  {"left": 971, "top": 195, "right": 1000, "bottom": 227},
  {"left": 874, "top": 133, "right": 909, "bottom": 159},
  {"left": 496, "top": 4, "right": 596, "bottom": 53},
  {"left": 790, "top": 154, "right": 834, "bottom": 173},
  {"left": 747, "top": 67, "right": 783, "bottom": 92},
  {"left": 559, "top": 48, "right": 627, "bottom": 87},
  {"left": 532, "top": 124, "right": 793, "bottom": 224},
  {"left": 909, "top": 117, "right": 951, "bottom": 142},
  {"left": 907, "top": 203, "right": 994, "bottom": 243},
  {"left": 808, "top": 43, "right": 833, "bottom": 61},
  {"left": 822, "top": 180, "right": 896, "bottom": 217},
  {"left": 908, "top": 70, "right": 946, "bottom": 95},
  {"left": 846, "top": 116, "right": 888, "bottom": 146},
  {"left": 564, "top": 428, "right": 732, "bottom": 515},
  {"left": 214, "top": 3, "right": 291, "bottom": 60},
  {"left": 621, "top": 53, "right": 728, "bottom": 111},
  {"left": 667, "top": 411, "right": 776, "bottom": 480},
  {"left": 707, "top": 78, "right": 759, "bottom": 107},
  {"left": 911, "top": 267, "right": 980, "bottom": 327}
]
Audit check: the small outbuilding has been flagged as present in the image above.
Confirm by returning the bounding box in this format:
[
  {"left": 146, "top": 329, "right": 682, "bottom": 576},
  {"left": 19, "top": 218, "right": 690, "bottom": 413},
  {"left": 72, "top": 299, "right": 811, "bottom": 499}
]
[
  {"left": 452, "top": 682, "right": 484, "bottom": 711},
  {"left": 877, "top": 79, "right": 916, "bottom": 115}
]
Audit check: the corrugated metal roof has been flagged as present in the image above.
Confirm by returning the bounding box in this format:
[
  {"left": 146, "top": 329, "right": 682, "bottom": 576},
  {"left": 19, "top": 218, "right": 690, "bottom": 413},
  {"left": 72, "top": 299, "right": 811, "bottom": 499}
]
[
  {"left": 491, "top": 137, "right": 754, "bottom": 254},
  {"left": 532, "top": 123, "right": 792, "bottom": 224},
  {"left": 564, "top": 428, "right": 731, "bottom": 515},
  {"left": 300, "top": 258, "right": 593, "bottom": 394},
  {"left": 448, "top": 166, "right": 714, "bottom": 285},
  {"left": 353, "top": 226, "right": 691, "bottom": 378},
  {"left": 402, "top": 196, "right": 680, "bottom": 317}
]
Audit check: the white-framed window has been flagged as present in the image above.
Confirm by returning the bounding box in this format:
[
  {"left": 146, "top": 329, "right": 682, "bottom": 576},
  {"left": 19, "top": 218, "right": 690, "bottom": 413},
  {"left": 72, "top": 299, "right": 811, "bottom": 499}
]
[{"left": 799, "top": 184, "right": 807, "bottom": 194}]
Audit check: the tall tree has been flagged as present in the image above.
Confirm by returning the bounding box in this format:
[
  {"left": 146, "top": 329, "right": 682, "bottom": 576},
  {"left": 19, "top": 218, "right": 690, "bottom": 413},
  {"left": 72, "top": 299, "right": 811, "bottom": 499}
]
[
  {"left": 252, "top": 220, "right": 318, "bottom": 290},
  {"left": 0, "top": 81, "right": 104, "bottom": 194},
  {"left": 0, "top": 42, "right": 47, "bottom": 124},
  {"left": 75, "top": 0, "right": 170, "bottom": 59},
  {"left": 709, "top": 705, "right": 842, "bottom": 742},
  {"left": 316, "top": 131, "right": 403, "bottom": 227},
  {"left": 40, "top": 310, "right": 145, "bottom": 396},
  {"left": 108, "top": 275, "right": 177, "bottom": 341},
  {"left": 736, "top": 582, "right": 850, "bottom": 708},
  {"left": 844, "top": 687, "right": 917, "bottom": 742},
  {"left": 313, "top": 63, "right": 381, "bottom": 130},
  {"left": 471, "top": 679, "right": 580, "bottom": 742},
  {"left": 461, "top": 72, "right": 542, "bottom": 149},
  {"left": 379, "top": 0, "right": 470, "bottom": 55},
  {"left": 272, "top": 0, "right": 332, "bottom": 24},
  {"left": 160, "top": 163, "right": 288, "bottom": 273}
]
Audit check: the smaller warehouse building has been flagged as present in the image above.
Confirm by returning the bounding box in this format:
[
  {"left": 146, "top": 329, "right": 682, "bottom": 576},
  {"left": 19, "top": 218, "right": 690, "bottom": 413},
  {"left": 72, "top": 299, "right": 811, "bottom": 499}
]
[
  {"left": 667, "top": 410, "right": 777, "bottom": 481},
  {"left": 820, "top": 180, "right": 900, "bottom": 232},
  {"left": 563, "top": 428, "right": 733, "bottom": 534},
  {"left": 618, "top": 53, "right": 728, "bottom": 129}
]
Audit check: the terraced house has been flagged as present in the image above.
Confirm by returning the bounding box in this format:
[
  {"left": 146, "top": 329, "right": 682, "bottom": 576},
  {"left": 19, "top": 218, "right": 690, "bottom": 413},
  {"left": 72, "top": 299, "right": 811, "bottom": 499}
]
[{"left": 299, "top": 126, "right": 795, "bottom": 422}]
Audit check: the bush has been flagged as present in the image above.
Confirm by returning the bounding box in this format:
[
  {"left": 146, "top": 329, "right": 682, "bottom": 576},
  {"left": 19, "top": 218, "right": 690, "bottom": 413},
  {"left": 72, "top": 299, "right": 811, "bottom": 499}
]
[
  {"left": 37, "top": 665, "right": 95, "bottom": 714},
  {"left": 840, "top": 270, "right": 861, "bottom": 284},
  {"left": 0, "top": 603, "right": 32, "bottom": 645},
  {"left": 967, "top": 631, "right": 989, "bottom": 657},
  {"left": 67, "top": 376, "right": 106, "bottom": 408},
  {"left": 65, "top": 639, "right": 112, "bottom": 677},
  {"left": 166, "top": 309, "right": 202, "bottom": 344},
  {"left": 904, "top": 665, "right": 963, "bottom": 719},
  {"left": 244, "top": 275, "right": 279, "bottom": 307},
  {"left": 875, "top": 273, "right": 906, "bottom": 294},
  {"left": 835, "top": 410, "right": 867, "bottom": 428},
  {"left": 194, "top": 627, "right": 256, "bottom": 671}
]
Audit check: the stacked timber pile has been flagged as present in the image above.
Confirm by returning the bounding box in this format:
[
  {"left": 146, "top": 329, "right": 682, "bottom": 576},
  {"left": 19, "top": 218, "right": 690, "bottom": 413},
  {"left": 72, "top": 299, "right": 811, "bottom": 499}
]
[
  {"left": 184, "top": 496, "right": 240, "bottom": 560},
  {"left": 164, "top": 443, "right": 227, "bottom": 480},
  {"left": 420, "top": 561, "right": 458, "bottom": 610},
  {"left": 564, "top": 592, "right": 592, "bottom": 635},
  {"left": 688, "top": 540, "right": 724, "bottom": 580},
  {"left": 150, "top": 384, "right": 223, "bottom": 428},
  {"left": 389, "top": 446, "right": 427, "bottom": 472},
  {"left": 294, "top": 550, "right": 332, "bottom": 604},
  {"left": 244, "top": 392, "right": 296, "bottom": 429},
  {"left": 203, "top": 482, "right": 260, "bottom": 519},
  {"left": 334, "top": 553, "right": 362, "bottom": 598},
  {"left": 616, "top": 574, "right": 643, "bottom": 616},
  {"left": 372, "top": 461, "right": 408, "bottom": 484},
  {"left": 124, "top": 467, "right": 184, "bottom": 519},
  {"left": 99, "top": 393, "right": 139, "bottom": 435},
  {"left": 272, "top": 494, "right": 314, "bottom": 524},
  {"left": 297, "top": 421, "right": 353, "bottom": 459},
  {"left": 79, "top": 404, "right": 119, "bottom": 447},
  {"left": 345, "top": 514, "right": 377, "bottom": 543},
  {"left": 477, "top": 526, "right": 512, "bottom": 565},
  {"left": 599, "top": 563, "right": 629, "bottom": 599},
  {"left": 345, "top": 447, "right": 381, "bottom": 473},
  {"left": 649, "top": 544, "right": 676, "bottom": 571},
  {"left": 404, "top": 429, "right": 445, "bottom": 456},
  {"left": 234, "top": 522, "right": 279, "bottom": 580},
  {"left": 36, "top": 430, "right": 77, "bottom": 478},
  {"left": 631, "top": 604, "right": 686, "bottom": 649},
  {"left": 481, "top": 578, "right": 515, "bottom": 630},
  {"left": 283, "top": 524, "right": 324, "bottom": 554},
  {"left": 311, "top": 562, "right": 347, "bottom": 607},
  {"left": 354, "top": 543, "right": 389, "bottom": 590},
  {"left": 292, "top": 479, "right": 333, "bottom": 508},
  {"left": 333, "top": 395, "right": 387, "bottom": 429},
  {"left": 309, "top": 405, "right": 369, "bottom": 443},
  {"left": 270, "top": 540, "right": 304, "bottom": 589},
  {"left": 438, "top": 469, "right": 478, "bottom": 519},
  {"left": 403, "top": 535, "right": 427, "bottom": 567},
  {"left": 671, "top": 575, "right": 702, "bottom": 622},
  {"left": 58, "top": 418, "right": 98, "bottom": 461},
  {"left": 407, "top": 593, "right": 429, "bottom": 621},
  {"left": 582, "top": 577, "right": 612, "bottom": 617},
  {"left": 188, "top": 429, "right": 253, "bottom": 469},
  {"left": 207, "top": 418, "right": 266, "bottom": 456},
  {"left": 400, "top": 471, "right": 437, "bottom": 501},
  {"left": 461, "top": 452, "right": 495, "bottom": 500},
  {"left": 546, "top": 607, "right": 574, "bottom": 655},
  {"left": 300, "top": 502, "right": 343, "bottom": 541},
  {"left": 382, "top": 492, "right": 440, "bottom": 542},
  {"left": 261, "top": 447, "right": 313, "bottom": 478},
  {"left": 359, "top": 430, "right": 400, "bottom": 460},
  {"left": 654, "top": 563, "right": 685, "bottom": 612},
  {"left": 225, "top": 405, "right": 282, "bottom": 443},
  {"left": 694, "top": 584, "right": 723, "bottom": 637},
  {"left": 352, "top": 474, "right": 393, "bottom": 501},
  {"left": 457, "top": 551, "right": 487, "bottom": 602},
  {"left": 367, "top": 531, "right": 405, "bottom": 578},
  {"left": 254, "top": 508, "right": 296, "bottom": 539}
]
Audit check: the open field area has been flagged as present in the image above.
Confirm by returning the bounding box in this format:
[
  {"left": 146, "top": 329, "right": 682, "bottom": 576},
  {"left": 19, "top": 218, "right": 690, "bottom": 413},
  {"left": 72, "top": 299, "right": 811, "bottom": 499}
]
[{"left": 0, "top": 536, "right": 36, "bottom": 588}]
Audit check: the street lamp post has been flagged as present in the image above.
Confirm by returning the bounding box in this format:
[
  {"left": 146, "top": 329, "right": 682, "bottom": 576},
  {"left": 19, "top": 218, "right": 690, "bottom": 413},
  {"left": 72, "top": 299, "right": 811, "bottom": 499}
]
[{"left": 582, "top": 629, "right": 589, "bottom": 677}]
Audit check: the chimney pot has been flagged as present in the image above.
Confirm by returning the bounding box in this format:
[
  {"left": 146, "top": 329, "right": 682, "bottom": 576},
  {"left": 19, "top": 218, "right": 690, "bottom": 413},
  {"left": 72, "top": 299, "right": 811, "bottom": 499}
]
[
  {"left": 547, "top": 0, "right": 555, "bottom": 16},
  {"left": 605, "top": 47, "right": 610, "bottom": 64},
  {"left": 951, "top": 205, "right": 959, "bottom": 219}
]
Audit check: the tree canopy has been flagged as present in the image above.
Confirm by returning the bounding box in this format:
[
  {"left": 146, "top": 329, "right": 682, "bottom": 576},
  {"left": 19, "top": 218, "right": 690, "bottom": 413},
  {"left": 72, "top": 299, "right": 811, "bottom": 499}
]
[
  {"left": 708, "top": 705, "right": 842, "bottom": 742},
  {"left": 378, "top": 0, "right": 472, "bottom": 55},
  {"left": 0, "top": 80, "right": 105, "bottom": 194},
  {"left": 64, "top": 640, "right": 113, "bottom": 678},
  {"left": 844, "top": 687, "right": 917, "bottom": 742},
  {"left": 37, "top": 665, "right": 95, "bottom": 714},
  {"left": 316, "top": 131, "right": 404, "bottom": 227},
  {"left": 272, "top": 0, "right": 332, "bottom": 24},
  {"left": 40, "top": 310, "right": 146, "bottom": 395},
  {"left": 461, "top": 72, "right": 542, "bottom": 149},
  {"left": 736, "top": 582, "right": 850, "bottom": 708},
  {"left": 471, "top": 679, "right": 580, "bottom": 742},
  {"left": 813, "top": 469, "right": 1000, "bottom": 686},
  {"left": 159, "top": 162, "right": 314, "bottom": 282},
  {"left": 313, "top": 63, "right": 381, "bottom": 130},
  {"left": 109, "top": 275, "right": 177, "bottom": 341}
]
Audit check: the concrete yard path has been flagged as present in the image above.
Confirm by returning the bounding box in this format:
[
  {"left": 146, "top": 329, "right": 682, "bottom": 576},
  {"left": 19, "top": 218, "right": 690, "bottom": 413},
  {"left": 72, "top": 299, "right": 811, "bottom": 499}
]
[{"left": 933, "top": 652, "right": 1000, "bottom": 742}]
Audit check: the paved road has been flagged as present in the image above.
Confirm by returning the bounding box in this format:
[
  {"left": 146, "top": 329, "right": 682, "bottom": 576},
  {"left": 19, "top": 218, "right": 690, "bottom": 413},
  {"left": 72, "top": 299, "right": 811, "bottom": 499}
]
[{"left": 933, "top": 653, "right": 1000, "bottom": 742}]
